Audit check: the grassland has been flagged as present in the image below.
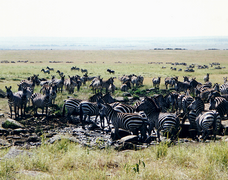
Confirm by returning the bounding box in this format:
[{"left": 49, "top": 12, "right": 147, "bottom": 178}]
[{"left": 1, "top": 50, "right": 228, "bottom": 179}]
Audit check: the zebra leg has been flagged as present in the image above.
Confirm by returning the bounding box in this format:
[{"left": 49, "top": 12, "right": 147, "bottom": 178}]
[
  {"left": 9, "top": 105, "right": 12, "bottom": 118},
  {"left": 157, "top": 127, "right": 162, "bottom": 142}
]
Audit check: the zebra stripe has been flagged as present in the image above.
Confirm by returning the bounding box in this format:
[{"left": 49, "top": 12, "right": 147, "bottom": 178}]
[
  {"left": 188, "top": 97, "right": 221, "bottom": 141},
  {"left": 79, "top": 98, "right": 103, "bottom": 125},
  {"left": 219, "top": 83, "right": 228, "bottom": 95},
  {"left": 5, "top": 86, "right": 27, "bottom": 119},
  {"left": 62, "top": 98, "right": 82, "bottom": 121},
  {"left": 100, "top": 103, "right": 148, "bottom": 141},
  {"left": 31, "top": 88, "right": 50, "bottom": 117},
  {"left": 209, "top": 96, "right": 228, "bottom": 118},
  {"left": 136, "top": 97, "right": 179, "bottom": 142}
]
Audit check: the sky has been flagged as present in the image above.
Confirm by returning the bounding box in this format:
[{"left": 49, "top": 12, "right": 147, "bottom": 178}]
[{"left": 0, "top": 0, "right": 228, "bottom": 38}]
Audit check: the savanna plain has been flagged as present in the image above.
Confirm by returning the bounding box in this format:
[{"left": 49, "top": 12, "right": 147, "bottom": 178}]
[{"left": 1, "top": 50, "right": 228, "bottom": 179}]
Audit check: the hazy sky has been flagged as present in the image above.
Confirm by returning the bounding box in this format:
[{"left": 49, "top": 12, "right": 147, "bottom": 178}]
[{"left": 1, "top": 0, "right": 228, "bottom": 37}]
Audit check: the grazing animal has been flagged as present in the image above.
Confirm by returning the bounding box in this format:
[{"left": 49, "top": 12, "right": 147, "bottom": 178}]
[
  {"left": 152, "top": 77, "right": 161, "bottom": 89},
  {"left": 107, "top": 69, "right": 115, "bottom": 74},
  {"left": 6, "top": 86, "right": 27, "bottom": 119},
  {"left": 136, "top": 97, "right": 180, "bottom": 142},
  {"left": 164, "top": 77, "right": 177, "bottom": 89},
  {"left": 89, "top": 76, "right": 103, "bottom": 93},
  {"left": 204, "top": 73, "right": 210, "bottom": 82},
  {"left": 52, "top": 75, "right": 65, "bottom": 93},
  {"left": 31, "top": 87, "right": 50, "bottom": 117},
  {"left": 41, "top": 69, "right": 50, "bottom": 74},
  {"left": 99, "top": 103, "right": 148, "bottom": 141},
  {"left": 62, "top": 98, "right": 82, "bottom": 122},
  {"left": 46, "top": 66, "right": 54, "bottom": 71},
  {"left": 79, "top": 98, "right": 103, "bottom": 126},
  {"left": 56, "top": 70, "right": 64, "bottom": 77},
  {"left": 188, "top": 97, "right": 221, "bottom": 141},
  {"left": 81, "top": 69, "right": 88, "bottom": 73},
  {"left": 209, "top": 96, "right": 228, "bottom": 118}
]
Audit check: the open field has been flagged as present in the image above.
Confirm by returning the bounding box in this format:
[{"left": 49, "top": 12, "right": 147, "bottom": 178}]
[{"left": 1, "top": 50, "right": 228, "bottom": 179}]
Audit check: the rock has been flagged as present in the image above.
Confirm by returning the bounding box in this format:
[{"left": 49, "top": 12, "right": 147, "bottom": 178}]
[
  {"left": 0, "top": 127, "right": 10, "bottom": 135},
  {"left": 2, "top": 146, "right": 32, "bottom": 159},
  {"left": 2, "top": 118, "right": 25, "bottom": 129},
  {"left": 27, "top": 136, "right": 41, "bottom": 143},
  {"left": 0, "top": 139, "right": 11, "bottom": 147},
  {"left": 48, "top": 135, "right": 61, "bottom": 144},
  {"left": 12, "top": 128, "right": 28, "bottom": 135}
]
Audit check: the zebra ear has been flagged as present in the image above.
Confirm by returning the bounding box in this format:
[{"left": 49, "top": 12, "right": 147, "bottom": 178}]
[
  {"left": 5, "top": 86, "right": 7, "bottom": 89},
  {"left": 10, "top": 86, "right": 12, "bottom": 89}
]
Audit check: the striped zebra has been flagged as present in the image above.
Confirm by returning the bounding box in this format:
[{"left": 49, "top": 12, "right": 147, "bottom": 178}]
[
  {"left": 41, "top": 69, "right": 50, "bottom": 74},
  {"left": 79, "top": 98, "right": 104, "bottom": 126},
  {"left": 209, "top": 96, "right": 228, "bottom": 118},
  {"left": 152, "top": 77, "right": 161, "bottom": 89},
  {"left": 188, "top": 97, "right": 221, "bottom": 141},
  {"left": 219, "top": 83, "right": 228, "bottom": 95},
  {"left": 181, "top": 94, "right": 194, "bottom": 123},
  {"left": 62, "top": 98, "right": 82, "bottom": 122},
  {"left": 31, "top": 87, "right": 50, "bottom": 117},
  {"left": 136, "top": 97, "right": 180, "bottom": 142},
  {"left": 164, "top": 77, "right": 177, "bottom": 89},
  {"left": 203, "top": 73, "right": 210, "bottom": 82},
  {"left": 46, "top": 66, "right": 54, "bottom": 71},
  {"left": 5, "top": 86, "right": 27, "bottom": 119},
  {"left": 17, "top": 84, "right": 33, "bottom": 106},
  {"left": 52, "top": 75, "right": 65, "bottom": 93},
  {"left": 99, "top": 103, "right": 148, "bottom": 141}
]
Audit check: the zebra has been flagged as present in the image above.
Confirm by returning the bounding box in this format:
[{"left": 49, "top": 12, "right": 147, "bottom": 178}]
[
  {"left": 136, "top": 97, "right": 180, "bottom": 142},
  {"left": 107, "top": 69, "right": 115, "bottom": 74},
  {"left": 181, "top": 92, "right": 194, "bottom": 123},
  {"left": 219, "top": 83, "right": 228, "bottom": 95},
  {"left": 164, "top": 77, "right": 177, "bottom": 89},
  {"left": 81, "top": 69, "right": 88, "bottom": 73},
  {"left": 89, "top": 76, "right": 103, "bottom": 93},
  {"left": 46, "top": 66, "right": 54, "bottom": 71},
  {"left": 99, "top": 103, "right": 148, "bottom": 141},
  {"left": 204, "top": 73, "right": 210, "bottom": 82},
  {"left": 17, "top": 84, "right": 33, "bottom": 106},
  {"left": 175, "top": 81, "right": 192, "bottom": 93},
  {"left": 31, "top": 87, "right": 50, "bottom": 117},
  {"left": 152, "top": 77, "right": 161, "bottom": 89},
  {"left": 5, "top": 86, "right": 27, "bottom": 119},
  {"left": 62, "top": 98, "right": 82, "bottom": 122},
  {"left": 79, "top": 98, "right": 104, "bottom": 126},
  {"left": 41, "top": 69, "right": 50, "bottom": 74},
  {"left": 56, "top": 70, "right": 64, "bottom": 77},
  {"left": 52, "top": 75, "right": 65, "bottom": 93},
  {"left": 188, "top": 97, "right": 221, "bottom": 141},
  {"left": 102, "top": 77, "right": 114, "bottom": 93},
  {"left": 40, "top": 84, "right": 57, "bottom": 105},
  {"left": 64, "top": 76, "right": 76, "bottom": 94},
  {"left": 209, "top": 96, "right": 228, "bottom": 118}
]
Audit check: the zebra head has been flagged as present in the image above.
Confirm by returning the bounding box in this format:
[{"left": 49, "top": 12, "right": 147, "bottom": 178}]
[
  {"left": 5, "top": 86, "right": 13, "bottom": 98},
  {"left": 188, "top": 97, "right": 204, "bottom": 112},
  {"left": 136, "top": 96, "right": 161, "bottom": 114}
]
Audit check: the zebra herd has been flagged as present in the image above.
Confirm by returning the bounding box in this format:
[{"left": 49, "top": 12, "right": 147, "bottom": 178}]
[{"left": 5, "top": 70, "right": 228, "bottom": 143}]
